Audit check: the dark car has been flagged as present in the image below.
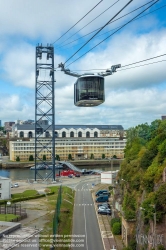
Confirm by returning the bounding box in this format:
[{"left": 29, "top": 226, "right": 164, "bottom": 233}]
[
  {"left": 99, "top": 191, "right": 110, "bottom": 197},
  {"left": 98, "top": 207, "right": 111, "bottom": 215},
  {"left": 96, "top": 195, "right": 109, "bottom": 203},
  {"left": 95, "top": 190, "right": 108, "bottom": 196},
  {"left": 68, "top": 174, "right": 73, "bottom": 178}
]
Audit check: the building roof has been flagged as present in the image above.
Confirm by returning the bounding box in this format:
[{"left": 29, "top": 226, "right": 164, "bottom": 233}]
[
  {"left": 14, "top": 124, "right": 124, "bottom": 130},
  {"left": 0, "top": 176, "right": 10, "bottom": 180}
]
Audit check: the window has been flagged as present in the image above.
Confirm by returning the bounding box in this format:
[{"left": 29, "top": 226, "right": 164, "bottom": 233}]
[
  {"left": 0, "top": 193, "right": 1, "bottom": 198},
  {"left": 62, "top": 131, "right": 66, "bottom": 138},
  {"left": 86, "top": 131, "right": 90, "bottom": 138},
  {"left": 0, "top": 184, "right": 1, "bottom": 189},
  {"left": 45, "top": 131, "right": 50, "bottom": 138},
  {"left": 70, "top": 131, "right": 74, "bottom": 137},
  {"left": 78, "top": 131, "right": 82, "bottom": 137},
  {"left": 28, "top": 131, "right": 33, "bottom": 138},
  {"left": 20, "top": 131, "right": 24, "bottom": 138},
  {"left": 94, "top": 131, "right": 98, "bottom": 137}
]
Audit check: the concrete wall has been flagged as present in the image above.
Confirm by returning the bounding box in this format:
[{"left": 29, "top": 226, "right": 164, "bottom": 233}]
[{"left": 0, "top": 177, "right": 11, "bottom": 200}]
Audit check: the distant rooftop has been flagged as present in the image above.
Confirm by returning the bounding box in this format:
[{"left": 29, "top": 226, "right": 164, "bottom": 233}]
[{"left": 14, "top": 124, "right": 124, "bottom": 130}]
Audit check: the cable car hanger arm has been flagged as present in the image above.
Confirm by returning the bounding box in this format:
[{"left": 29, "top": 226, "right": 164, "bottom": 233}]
[
  {"left": 98, "top": 64, "right": 121, "bottom": 76},
  {"left": 58, "top": 62, "right": 121, "bottom": 77},
  {"left": 58, "top": 63, "right": 81, "bottom": 77}
]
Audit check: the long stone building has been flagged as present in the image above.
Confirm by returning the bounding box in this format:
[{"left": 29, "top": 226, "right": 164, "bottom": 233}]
[{"left": 9, "top": 122, "right": 126, "bottom": 161}]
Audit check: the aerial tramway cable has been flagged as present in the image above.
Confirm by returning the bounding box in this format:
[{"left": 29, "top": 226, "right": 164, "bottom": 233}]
[
  {"left": 55, "top": 0, "right": 159, "bottom": 50},
  {"left": 64, "top": 0, "right": 133, "bottom": 65},
  {"left": 54, "top": 0, "right": 120, "bottom": 49},
  {"left": 52, "top": 0, "right": 103, "bottom": 45},
  {"left": 65, "top": 0, "right": 159, "bottom": 68}
]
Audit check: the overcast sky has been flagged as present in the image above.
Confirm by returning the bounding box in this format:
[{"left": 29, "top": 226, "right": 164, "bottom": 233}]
[{"left": 0, "top": 0, "right": 166, "bottom": 129}]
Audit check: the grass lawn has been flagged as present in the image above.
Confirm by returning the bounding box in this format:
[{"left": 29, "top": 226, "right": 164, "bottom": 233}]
[
  {"left": 0, "top": 214, "right": 20, "bottom": 221},
  {"left": 11, "top": 190, "right": 39, "bottom": 199}
]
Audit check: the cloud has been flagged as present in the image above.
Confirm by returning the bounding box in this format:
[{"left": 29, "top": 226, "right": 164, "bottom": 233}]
[{"left": 0, "top": 0, "right": 165, "bottom": 129}]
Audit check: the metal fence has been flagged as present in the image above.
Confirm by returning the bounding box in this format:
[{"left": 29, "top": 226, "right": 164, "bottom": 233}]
[{"left": 53, "top": 185, "right": 62, "bottom": 247}]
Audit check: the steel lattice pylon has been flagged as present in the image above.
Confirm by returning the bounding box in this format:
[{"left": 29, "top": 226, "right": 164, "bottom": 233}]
[{"left": 35, "top": 44, "right": 55, "bottom": 181}]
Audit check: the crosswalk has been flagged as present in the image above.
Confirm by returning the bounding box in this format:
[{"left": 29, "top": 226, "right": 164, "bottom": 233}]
[
  {"left": 74, "top": 203, "right": 93, "bottom": 206},
  {"left": 76, "top": 189, "right": 92, "bottom": 191}
]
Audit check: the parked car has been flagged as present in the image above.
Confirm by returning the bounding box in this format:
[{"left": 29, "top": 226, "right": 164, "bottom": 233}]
[
  {"left": 97, "top": 203, "right": 111, "bottom": 209},
  {"left": 95, "top": 190, "right": 108, "bottom": 196},
  {"left": 75, "top": 174, "right": 81, "bottom": 177},
  {"left": 96, "top": 195, "right": 109, "bottom": 203},
  {"left": 99, "top": 191, "right": 110, "bottom": 197},
  {"left": 98, "top": 207, "right": 111, "bottom": 215},
  {"left": 14, "top": 183, "right": 19, "bottom": 188},
  {"left": 68, "top": 174, "right": 73, "bottom": 178}
]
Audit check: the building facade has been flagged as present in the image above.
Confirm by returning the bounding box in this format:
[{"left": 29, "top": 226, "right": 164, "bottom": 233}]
[
  {"left": 9, "top": 123, "right": 126, "bottom": 161},
  {"left": 4, "top": 121, "right": 15, "bottom": 132}
]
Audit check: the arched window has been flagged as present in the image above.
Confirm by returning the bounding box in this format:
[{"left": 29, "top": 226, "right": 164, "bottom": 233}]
[
  {"left": 94, "top": 131, "right": 98, "bottom": 137},
  {"left": 78, "top": 131, "right": 82, "bottom": 137},
  {"left": 55, "top": 131, "right": 58, "bottom": 137},
  {"left": 20, "top": 131, "right": 24, "bottom": 138},
  {"left": 70, "top": 131, "right": 74, "bottom": 137},
  {"left": 86, "top": 131, "right": 90, "bottom": 137},
  {"left": 28, "top": 131, "right": 32, "bottom": 138},
  {"left": 62, "top": 131, "right": 66, "bottom": 138},
  {"left": 45, "top": 131, "right": 50, "bottom": 137}
]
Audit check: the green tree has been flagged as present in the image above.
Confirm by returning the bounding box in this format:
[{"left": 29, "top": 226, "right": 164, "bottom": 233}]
[
  {"left": 16, "top": 156, "right": 20, "bottom": 161},
  {"left": 68, "top": 154, "right": 72, "bottom": 160},
  {"left": 155, "top": 183, "right": 166, "bottom": 213},
  {"left": 90, "top": 153, "right": 94, "bottom": 159},
  {"left": 43, "top": 155, "right": 46, "bottom": 161},
  {"left": 56, "top": 154, "right": 60, "bottom": 161},
  {"left": 112, "top": 155, "right": 117, "bottom": 158},
  {"left": 29, "top": 155, "right": 34, "bottom": 161},
  {"left": 102, "top": 154, "right": 105, "bottom": 159},
  {"left": 158, "top": 139, "right": 166, "bottom": 163},
  {"left": 139, "top": 149, "right": 155, "bottom": 170}
]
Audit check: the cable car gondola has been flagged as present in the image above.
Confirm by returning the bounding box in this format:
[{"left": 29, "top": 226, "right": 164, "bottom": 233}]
[
  {"left": 58, "top": 63, "right": 121, "bottom": 107},
  {"left": 74, "top": 74, "right": 105, "bottom": 107}
]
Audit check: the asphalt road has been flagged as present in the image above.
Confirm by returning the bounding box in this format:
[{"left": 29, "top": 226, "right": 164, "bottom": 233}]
[{"left": 72, "top": 178, "right": 104, "bottom": 250}]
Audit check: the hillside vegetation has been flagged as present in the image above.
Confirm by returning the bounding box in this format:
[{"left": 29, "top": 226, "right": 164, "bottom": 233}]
[{"left": 118, "top": 119, "right": 166, "bottom": 223}]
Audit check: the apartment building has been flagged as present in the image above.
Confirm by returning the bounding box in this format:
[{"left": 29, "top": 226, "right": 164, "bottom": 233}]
[
  {"left": 4, "top": 122, "right": 15, "bottom": 132},
  {"left": 9, "top": 123, "right": 126, "bottom": 161}
]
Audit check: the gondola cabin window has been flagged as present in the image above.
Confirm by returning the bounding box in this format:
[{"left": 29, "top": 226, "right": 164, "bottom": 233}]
[{"left": 74, "top": 75, "right": 105, "bottom": 107}]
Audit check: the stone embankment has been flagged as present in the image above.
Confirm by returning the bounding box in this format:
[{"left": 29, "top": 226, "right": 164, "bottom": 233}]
[{"left": 1, "top": 159, "right": 122, "bottom": 169}]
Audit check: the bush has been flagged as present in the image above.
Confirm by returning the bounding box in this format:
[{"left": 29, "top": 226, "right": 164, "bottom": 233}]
[
  {"left": 43, "top": 155, "right": 46, "bottom": 161},
  {"left": 102, "top": 154, "right": 105, "bottom": 159},
  {"left": 111, "top": 217, "right": 121, "bottom": 228},
  {"left": 16, "top": 156, "right": 20, "bottom": 161},
  {"left": 112, "top": 222, "right": 121, "bottom": 235},
  {"left": 158, "top": 245, "right": 165, "bottom": 250},
  {"left": 68, "top": 154, "right": 72, "bottom": 160},
  {"left": 29, "top": 155, "right": 34, "bottom": 161}
]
